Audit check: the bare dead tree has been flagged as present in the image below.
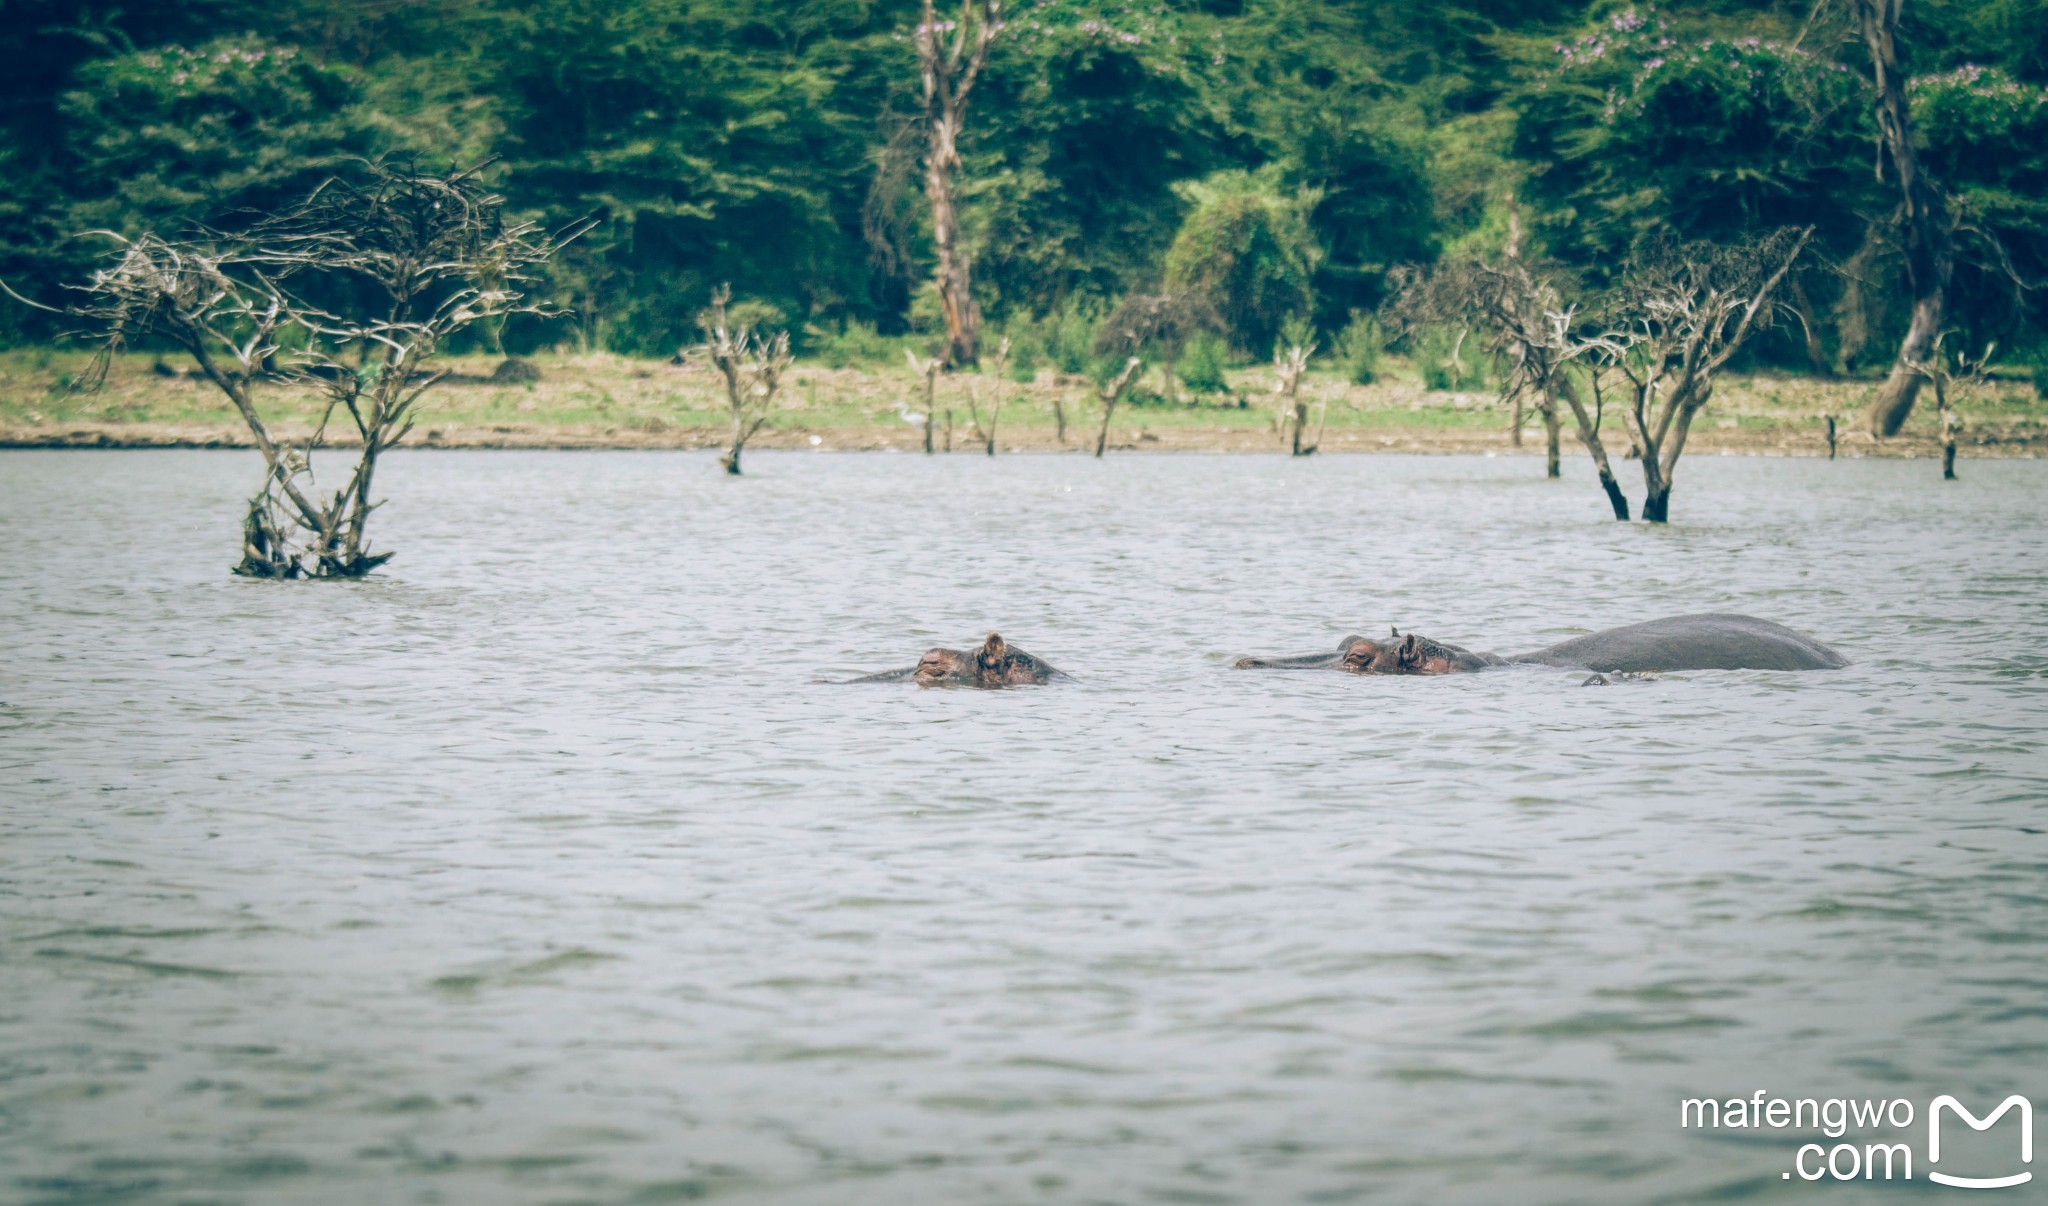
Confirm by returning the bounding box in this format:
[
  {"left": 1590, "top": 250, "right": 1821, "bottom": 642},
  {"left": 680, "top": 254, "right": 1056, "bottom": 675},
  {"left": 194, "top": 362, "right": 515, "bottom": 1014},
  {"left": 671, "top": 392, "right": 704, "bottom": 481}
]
[
  {"left": 1396, "top": 259, "right": 1573, "bottom": 485},
  {"left": 1853, "top": 0, "right": 1954, "bottom": 438},
  {"left": 1092, "top": 357, "right": 1144, "bottom": 458},
  {"left": 1554, "top": 354, "right": 1633, "bottom": 520},
  {"left": 904, "top": 349, "right": 941, "bottom": 453},
  {"left": 1903, "top": 331, "right": 1993, "bottom": 481},
  {"left": 964, "top": 335, "right": 1010, "bottom": 456},
  {"left": 1588, "top": 228, "right": 1814, "bottom": 523},
  {"left": 1095, "top": 291, "right": 1219, "bottom": 406},
  {"left": 689, "top": 286, "right": 791, "bottom": 475},
  {"left": 913, "top": 0, "right": 1003, "bottom": 368},
  {"left": 1271, "top": 340, "right": 1323, "bottom": 456},
  {"left": 23, "top": 162, "right": 575, "bottom": 577}
]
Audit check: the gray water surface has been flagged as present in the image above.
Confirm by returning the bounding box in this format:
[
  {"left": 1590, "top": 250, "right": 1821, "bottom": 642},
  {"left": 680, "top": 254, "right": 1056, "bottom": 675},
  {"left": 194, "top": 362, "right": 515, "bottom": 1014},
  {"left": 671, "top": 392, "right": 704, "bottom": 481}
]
[{"left": 3, "top": 450, "right": 2045, "bottom": 1204}]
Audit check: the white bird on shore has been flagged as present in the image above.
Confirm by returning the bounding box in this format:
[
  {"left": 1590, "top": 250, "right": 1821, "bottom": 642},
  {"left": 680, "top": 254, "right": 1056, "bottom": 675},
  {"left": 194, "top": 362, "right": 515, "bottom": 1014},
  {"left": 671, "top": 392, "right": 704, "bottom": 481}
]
[{"left": 894, "top": 400, "right": 928, "bottom": 429}]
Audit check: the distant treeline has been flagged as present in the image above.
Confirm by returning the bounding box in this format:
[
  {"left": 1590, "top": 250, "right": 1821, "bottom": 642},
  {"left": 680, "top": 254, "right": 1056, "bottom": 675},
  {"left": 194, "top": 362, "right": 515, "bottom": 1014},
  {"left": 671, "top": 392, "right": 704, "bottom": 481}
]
[{"left": 2, "top": 0, "right": 2044, "bottom": 367}]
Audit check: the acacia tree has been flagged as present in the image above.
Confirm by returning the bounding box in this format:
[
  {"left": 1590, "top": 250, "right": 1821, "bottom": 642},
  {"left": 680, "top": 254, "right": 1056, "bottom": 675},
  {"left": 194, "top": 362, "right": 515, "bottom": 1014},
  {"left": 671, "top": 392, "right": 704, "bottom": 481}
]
[
  {"left": 913, "top": 0, "right": 1003, "bottom": 368},
  {"left": 27, "top": 162, "right": 573, "bottom": 576},
  {"left": 690, "top": 286, "right": 791, "bottom": 476},
  {"left": 1392, "top": 261, "right": 1576, "bottom": 486},
  {"left": 1854, "top": 0, "right": 1955, "bottom": 438},
  {"left": 1588, "top": 229, "right": 1814, "bottom": 523}
]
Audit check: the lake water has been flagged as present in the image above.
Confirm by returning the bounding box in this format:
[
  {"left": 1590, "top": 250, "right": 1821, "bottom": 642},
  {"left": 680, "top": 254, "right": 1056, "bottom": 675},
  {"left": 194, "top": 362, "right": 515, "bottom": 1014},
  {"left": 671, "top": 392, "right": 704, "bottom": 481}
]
[{"left": 3, "top": 449, "right": 2045, "bottom": 1204}]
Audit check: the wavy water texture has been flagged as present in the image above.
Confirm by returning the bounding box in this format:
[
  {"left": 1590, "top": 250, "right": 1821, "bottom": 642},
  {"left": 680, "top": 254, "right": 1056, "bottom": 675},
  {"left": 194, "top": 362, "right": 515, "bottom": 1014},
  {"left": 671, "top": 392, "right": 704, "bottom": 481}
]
[{"left": 1, "top": 450, "right": 2044, "bottom": 1204}]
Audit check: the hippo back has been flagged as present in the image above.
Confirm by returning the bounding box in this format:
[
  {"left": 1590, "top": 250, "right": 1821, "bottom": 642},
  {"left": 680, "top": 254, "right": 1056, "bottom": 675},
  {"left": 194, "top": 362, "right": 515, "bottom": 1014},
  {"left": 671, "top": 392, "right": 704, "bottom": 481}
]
[{"left": 1512, "top": 613, "right": 1847, "bottom": 672}]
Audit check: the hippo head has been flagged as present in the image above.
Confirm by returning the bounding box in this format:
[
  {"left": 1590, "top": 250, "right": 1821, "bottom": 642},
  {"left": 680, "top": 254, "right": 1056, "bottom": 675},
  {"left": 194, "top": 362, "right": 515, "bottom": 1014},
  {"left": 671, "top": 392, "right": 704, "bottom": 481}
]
[
  {"left": 1338, "top": 632, "right": 1471, "bottom": 676},
  {"left": 913, "top": 633, "right": 1046, "bottom": 687},
  {"left": 912, "top": 646, "right": 976, "bottom": 686}
]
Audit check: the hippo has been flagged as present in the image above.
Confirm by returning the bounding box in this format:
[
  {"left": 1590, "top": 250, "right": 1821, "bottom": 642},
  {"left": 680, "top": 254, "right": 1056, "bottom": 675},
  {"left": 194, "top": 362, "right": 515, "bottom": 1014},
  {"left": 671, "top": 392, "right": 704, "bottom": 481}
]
[
  {"left": 849, "top": 633, "right": 1065, "bottom": 687},
  {"left": 1234, "top": 613, "right": 1847, "bottom": 675}
]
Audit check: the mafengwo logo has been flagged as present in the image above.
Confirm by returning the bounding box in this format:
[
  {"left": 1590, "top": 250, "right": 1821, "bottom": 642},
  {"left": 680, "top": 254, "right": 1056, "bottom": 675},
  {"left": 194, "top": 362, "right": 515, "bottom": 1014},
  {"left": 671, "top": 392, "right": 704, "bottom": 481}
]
[
  {"left": 1678, "top": 1091, "right": 2033, "bottom": 1186},
  {"left": 1929, "top": 1096, "right": 2033, "bottom": 1190}
]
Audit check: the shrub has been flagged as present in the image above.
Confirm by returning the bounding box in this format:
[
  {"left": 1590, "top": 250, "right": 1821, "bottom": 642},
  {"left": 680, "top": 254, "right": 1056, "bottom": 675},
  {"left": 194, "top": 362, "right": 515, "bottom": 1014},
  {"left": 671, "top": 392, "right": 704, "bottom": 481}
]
[
  {"left": 1179, "top": 333, "right": 1230, "bottom": 395},
  {"left": 1278, "top": 313, "right": 1317, "bottom": 356},
  {"left": 1005, "top": 331, "right": 1041, "bottom": 383},
  {"left": 1042, "top": 298, "right": 1101, "bottom": 375},
  {"left": 1334, "top": 310, "right": 1383, "bottom": 385},
  {"left": 809, "top": 320, "right": 898, "bottom": 368},
  {"left": 1163, "top": 171, "right": 1319, "bottom": 358},
  {"left": 721, "top": 299, "right": 787, "bottom": 333}
]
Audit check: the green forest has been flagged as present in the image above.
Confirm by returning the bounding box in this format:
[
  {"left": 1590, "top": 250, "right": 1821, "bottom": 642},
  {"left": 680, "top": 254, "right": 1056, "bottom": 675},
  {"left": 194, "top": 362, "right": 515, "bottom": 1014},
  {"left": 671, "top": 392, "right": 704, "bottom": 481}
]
[{"left": 2, "top": 0, "right": 2044, "bottom": 375}]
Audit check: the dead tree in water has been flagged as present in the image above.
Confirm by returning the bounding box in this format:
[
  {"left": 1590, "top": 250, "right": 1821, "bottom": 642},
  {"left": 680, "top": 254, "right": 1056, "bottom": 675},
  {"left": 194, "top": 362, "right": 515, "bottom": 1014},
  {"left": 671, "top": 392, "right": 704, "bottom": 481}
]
[
  {"left": 1271, "top": 339, "right": 1323, "bottom": 455},
  {"left": 1096, "top": 291, "right": 1217, "bottom": 406},
  {"left": 964, "top": 336, "right": 1010, "bottom": 456},
  {"left": 1588, "top": 228, "right": 1813, "bottom": 523},
  {"left": 1092, "top": 357, "right": 1144, "bottom": 458},
  {"left": 1554, "top": 356, "right": 1632, "bottom": 520},
  {"left": 1823, "top": 413, "right": 1837, "bottom": 459},
  {"left": 25, "top": 162, "right": 574, "bottom": 577},
  {"left": 690, "top": 286, "right": 791, "bottom": 475},
  {"left": 913, "top": 0, "right": 1003, "bottom": 367},
  {"left": 904, "top": 350, "right": 941, "bottom": 453},
  {"left": 1399, "top": 259, "right": 1576, "bottom": 489},
  {"left": 1903, "top": 332, "right": 1992, "bottom": 482}
]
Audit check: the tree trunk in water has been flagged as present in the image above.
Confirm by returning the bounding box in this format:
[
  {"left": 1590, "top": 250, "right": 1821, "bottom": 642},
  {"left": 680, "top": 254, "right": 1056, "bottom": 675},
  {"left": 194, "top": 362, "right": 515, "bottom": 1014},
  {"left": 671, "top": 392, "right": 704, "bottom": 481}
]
[
  {"left": 1544, "top": 406, "right": 1560, "bottom": 479},
  {"left": 1510, "top": 392, "right": 1523, "bottom": 447},
  {"left": 1638, "top": 435, "right": 1674, "bottom": 524},
  {"left": 1291, "top": 401, "right": 1308, "bottom": 456},
  {"left": 1553, "top": 376, "right": 1629, "bottom": 521},
  {"left": 721, "top": 411, "right": 746, "bottom": 475},
  {"left": 1599, "top": 472, "right": 1630, "bottom": 521},
  {"left": 1938, "top": 380, "right": 1958, "bottom": 480},
  {"left": 1052, "top": 394, "right": 1067, "bottom": 444},
  {"left": 1636, "top": 386, "right": 1706, "bottom": 526},
  {"left": 1824, "top": 414, "right": 1837, "bottom": 459},
  {"left": 922, "top": 373, "right": 936, "bottom": 454},
  {"left": 1858, "top": 0, "right": 1952, "bottom": 437},
  {"left": 1094, "top": 398, "right": 1115, "bottom": 458}
]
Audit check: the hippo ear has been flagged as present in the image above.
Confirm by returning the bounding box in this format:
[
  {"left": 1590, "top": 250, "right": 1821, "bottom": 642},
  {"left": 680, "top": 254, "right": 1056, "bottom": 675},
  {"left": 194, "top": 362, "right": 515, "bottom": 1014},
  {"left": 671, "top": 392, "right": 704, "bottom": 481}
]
[
  {"left": 982, "top": 633, "right": 1006, "bottom": 662},
  {"left": 1398, "top": 632, "right": 1422, "bottom": 668}
]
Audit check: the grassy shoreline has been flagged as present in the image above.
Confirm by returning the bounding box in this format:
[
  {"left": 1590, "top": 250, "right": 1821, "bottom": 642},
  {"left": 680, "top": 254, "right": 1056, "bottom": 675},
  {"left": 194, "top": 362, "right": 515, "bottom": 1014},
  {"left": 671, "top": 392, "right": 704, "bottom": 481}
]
[{"left": 3, "top": 348, "right": 2043, "bottom": 456}]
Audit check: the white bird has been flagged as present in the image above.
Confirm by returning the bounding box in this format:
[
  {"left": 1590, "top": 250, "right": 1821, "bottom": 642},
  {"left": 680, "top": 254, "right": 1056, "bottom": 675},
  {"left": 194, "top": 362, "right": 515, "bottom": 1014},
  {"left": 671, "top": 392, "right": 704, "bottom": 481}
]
[{"left": 894, "top": 400, "right": 928, "bottom": 428}]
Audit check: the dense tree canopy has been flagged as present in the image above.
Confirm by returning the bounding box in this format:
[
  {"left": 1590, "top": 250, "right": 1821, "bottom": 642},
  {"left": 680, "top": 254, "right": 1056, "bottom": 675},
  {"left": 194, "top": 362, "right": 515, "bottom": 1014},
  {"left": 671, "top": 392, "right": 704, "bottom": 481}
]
[{"left": 2, "top": 0, "right": 2043, "bottom": 362}]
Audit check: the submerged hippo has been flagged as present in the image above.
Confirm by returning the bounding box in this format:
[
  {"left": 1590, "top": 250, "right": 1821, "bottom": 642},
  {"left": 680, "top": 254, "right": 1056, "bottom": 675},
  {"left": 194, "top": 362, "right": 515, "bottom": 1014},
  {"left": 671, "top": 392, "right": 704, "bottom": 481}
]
[
  {"left": 1234, "top": 613, "right": 1847, "bottom": 675},
  {"left": 849, "top": 633, "right": 1065, "bottom": 687}
]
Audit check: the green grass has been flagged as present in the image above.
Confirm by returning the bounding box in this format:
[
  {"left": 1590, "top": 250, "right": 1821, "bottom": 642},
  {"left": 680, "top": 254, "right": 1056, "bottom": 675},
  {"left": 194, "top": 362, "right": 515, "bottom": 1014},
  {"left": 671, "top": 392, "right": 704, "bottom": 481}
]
[{"left": 4, "top": 348, "right": 2042, "bottom": 450}]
